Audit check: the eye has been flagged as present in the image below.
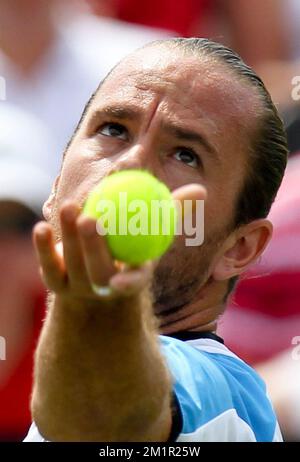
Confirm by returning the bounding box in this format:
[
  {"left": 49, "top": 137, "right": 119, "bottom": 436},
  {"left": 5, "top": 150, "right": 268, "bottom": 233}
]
[
  {"left": 98, "top": 123, "right": 128, "bottom": 141},
  {"left": 173, "top": 148, "right": 200, "bottom": 168}
]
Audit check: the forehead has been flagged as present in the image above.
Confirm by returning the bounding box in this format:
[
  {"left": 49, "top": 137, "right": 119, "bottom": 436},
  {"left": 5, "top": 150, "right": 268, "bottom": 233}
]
[{"left": 91, "top": 46, "right": 261, "bottom": 132}]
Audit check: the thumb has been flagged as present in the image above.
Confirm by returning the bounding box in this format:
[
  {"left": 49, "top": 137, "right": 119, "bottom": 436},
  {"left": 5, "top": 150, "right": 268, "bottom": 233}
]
[
  {"left": 172, "top": 183, "right": 207, "bottom": 224},
  {"left": 172, "top": 183, "right": 207, "bottom": 203}
]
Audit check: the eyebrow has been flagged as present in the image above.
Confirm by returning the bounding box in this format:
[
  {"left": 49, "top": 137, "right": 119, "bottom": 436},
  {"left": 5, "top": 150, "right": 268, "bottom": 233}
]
[
  {"left": 90, "top": 106, "right": 219, "bottom": 160},
  {"left": 91, "top": 106, "right": 141, "bottom": 122},
  {"left": 162, "top": 122, "right": 219, "bottom": 160}
]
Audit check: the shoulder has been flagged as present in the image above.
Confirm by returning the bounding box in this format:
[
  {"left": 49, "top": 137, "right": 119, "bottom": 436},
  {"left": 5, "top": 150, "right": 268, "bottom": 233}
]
[{"left": 160, "top": 335, "right": 282, "bottom": 442}]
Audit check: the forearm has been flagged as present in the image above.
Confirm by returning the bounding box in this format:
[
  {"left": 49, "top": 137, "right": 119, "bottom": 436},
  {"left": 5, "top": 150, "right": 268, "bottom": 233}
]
[
  {"left": 30, "top": 190, "right": 202, "bottom": 441},
  {"left": 31, "top": 291, "right": 172, "bottom": 441}
]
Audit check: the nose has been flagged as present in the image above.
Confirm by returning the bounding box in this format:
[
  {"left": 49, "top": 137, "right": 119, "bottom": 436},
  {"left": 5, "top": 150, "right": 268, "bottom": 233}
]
[{"left": 108, "top": 143, "right": 158, "bottom": 176}]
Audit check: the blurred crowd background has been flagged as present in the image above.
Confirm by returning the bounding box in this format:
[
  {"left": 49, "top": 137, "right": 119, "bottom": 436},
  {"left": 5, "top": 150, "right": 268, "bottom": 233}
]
[{"left": 0, "top": 0, "right": 299, "bottom": 442}]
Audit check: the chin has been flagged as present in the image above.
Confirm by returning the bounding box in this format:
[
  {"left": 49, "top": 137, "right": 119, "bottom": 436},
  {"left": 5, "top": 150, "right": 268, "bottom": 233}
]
[
  {"left": 151, "top": 243, "right": 212, "bottom": 315},
  {"left": 152, "top": 268, "right": 203, "bottom": 315}
]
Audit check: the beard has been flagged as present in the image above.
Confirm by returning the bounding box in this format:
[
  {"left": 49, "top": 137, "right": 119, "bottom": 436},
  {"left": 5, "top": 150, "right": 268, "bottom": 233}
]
[{"left": 152, "top": 231, "right": 222, "bottom": 315}]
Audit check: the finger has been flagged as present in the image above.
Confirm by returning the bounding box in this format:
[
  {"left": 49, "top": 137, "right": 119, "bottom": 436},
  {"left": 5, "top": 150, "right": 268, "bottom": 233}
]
[
  {"left": 172, "top": 183, "right": 207, "bottom": 202},
  {"left": 33, "top": 222, "right": 66, "bottom": 292},
  {"left": 77, "top": 215, "right": 116, "bottom": 288},
  {"left": 109, "top": 262, "right": 153, "bottom": 297},
  {"left": 172, "top": 183, "right": 207, "bottom": 233},
  {"left": 60, "top": 202, "right": 90, "bottom": 289}
]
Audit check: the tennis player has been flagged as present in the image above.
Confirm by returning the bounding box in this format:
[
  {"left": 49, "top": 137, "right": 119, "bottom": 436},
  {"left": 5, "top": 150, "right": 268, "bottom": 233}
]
[{"left": 25, "top": 38, "right": 287, "bottom": 442}]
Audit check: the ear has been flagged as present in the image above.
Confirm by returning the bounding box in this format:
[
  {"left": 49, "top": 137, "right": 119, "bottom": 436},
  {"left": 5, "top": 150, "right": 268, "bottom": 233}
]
[
  {"left": 212, "top": 219, "right": 273, "bottom": 281},
  {"left": 42, "top": 174, "right": 60, "bottom": 221}
]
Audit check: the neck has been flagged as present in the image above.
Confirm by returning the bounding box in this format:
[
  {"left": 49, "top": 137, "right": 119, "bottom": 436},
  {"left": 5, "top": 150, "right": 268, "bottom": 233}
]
[
  {"left": 159, "top": 277, "right": 228, "bottom": 335},
  {"left": 0, "top": 2, "right": 55, "bottom": 74}
]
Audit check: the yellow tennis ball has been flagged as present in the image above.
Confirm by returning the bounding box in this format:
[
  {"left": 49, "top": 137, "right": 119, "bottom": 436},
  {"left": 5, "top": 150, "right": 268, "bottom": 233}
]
[{"left": 83, "top": 170, "right": 177, "bottom": 265}]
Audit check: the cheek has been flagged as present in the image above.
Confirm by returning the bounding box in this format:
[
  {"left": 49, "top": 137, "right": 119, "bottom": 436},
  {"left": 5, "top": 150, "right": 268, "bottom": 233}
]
[
  {"left": 203, "top": 176, "right": 239, "bottom": 236},
  {"left": 157, "top": 235, "right": 213, "bottom": 287},
  {"left": 162, "top": 162, "right": 203, "bottom": 192},
  {"left": 55, "top": 156, "right": 115, "bottom": 209},
  {"left": 153, "top": 234, "right": 218, "bottom": 309}
]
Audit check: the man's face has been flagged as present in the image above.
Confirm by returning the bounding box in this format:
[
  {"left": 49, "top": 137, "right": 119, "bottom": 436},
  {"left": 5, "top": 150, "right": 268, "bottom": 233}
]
[{"left": 46, "top": 46, "right": 260, "bottom": 312}]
